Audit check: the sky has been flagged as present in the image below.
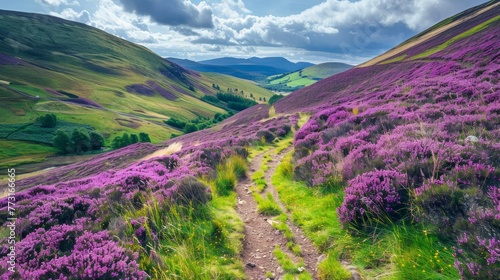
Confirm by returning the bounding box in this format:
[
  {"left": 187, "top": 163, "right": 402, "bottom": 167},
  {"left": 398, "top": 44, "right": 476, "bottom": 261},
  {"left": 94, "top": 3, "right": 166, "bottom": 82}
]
[{"left": 0, "top": 0, "right": 489, "bottom": 64}]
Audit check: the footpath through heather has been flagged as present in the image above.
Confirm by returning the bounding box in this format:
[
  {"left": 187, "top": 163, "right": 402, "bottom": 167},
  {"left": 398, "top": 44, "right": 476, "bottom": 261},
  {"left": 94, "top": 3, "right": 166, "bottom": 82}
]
[{"left": 235, "top": 147, "right": 321, "bottom": 280}]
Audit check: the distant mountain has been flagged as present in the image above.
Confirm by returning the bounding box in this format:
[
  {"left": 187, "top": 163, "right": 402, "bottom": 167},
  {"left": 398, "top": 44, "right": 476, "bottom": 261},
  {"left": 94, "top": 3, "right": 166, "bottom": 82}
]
[
  {"left": 168, "top": 57, "right": 314, "bottom": 81},
  {"left": 263, "top": 62, "right": 353, "bottom": 92},
  {"left": 200, "top": 57, "right": 313, "bottom": 72}
]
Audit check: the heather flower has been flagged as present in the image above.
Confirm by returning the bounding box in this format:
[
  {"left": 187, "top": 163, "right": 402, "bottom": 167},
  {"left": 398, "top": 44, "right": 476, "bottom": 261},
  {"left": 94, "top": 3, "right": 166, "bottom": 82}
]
[{"left": 338, "top": 170, "right": 407, "bottom": 227}]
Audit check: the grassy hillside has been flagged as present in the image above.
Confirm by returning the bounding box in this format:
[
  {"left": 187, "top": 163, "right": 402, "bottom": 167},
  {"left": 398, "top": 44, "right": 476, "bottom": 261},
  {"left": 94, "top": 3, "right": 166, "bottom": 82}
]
[
  {"left": 360, "top": 0, "right": 500, "bottom": 66},
  {"left": 0, "top": 10, "right": 273, "bottom": 168},
  {"left": 264, "top": 62, "right": 352, "bottom": 92}
]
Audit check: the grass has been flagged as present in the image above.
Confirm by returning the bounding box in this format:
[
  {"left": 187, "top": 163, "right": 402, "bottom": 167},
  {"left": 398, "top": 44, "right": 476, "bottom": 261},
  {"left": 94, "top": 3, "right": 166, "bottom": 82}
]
[
  {"left": 0, "top": 140, "right": 57, "bottom": 168},
  {"left": 272, "top": 152, "right": 459, "bottom": 279},
  {"left": 254, "top": 192, "right": 282, "bottom": 216},
  {"left": 411, "top": 15, "right": 500, "bottom": 59},
  {"left": 317, "top": 254, "right": 352, "bottom": 280},
  {"left": 119, "top": 156, "right": 248, "bottom": 279},
  {"left": 213, "top": 156, "right": 247, "bottom": 196},
  {"left": 251, "top": 151, "right": 272, "bottom": 192},
  {"left": 273, "top": 246, "right": 312, "bottom": 279},
  {"left": 265, "top": 63, "right": 352, "bottom": 90}
]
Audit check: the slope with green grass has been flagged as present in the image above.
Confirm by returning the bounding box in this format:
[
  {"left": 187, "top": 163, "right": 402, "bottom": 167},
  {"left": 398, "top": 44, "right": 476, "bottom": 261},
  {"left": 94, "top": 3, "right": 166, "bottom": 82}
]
[
  {"left": 264, "top": 62, "right": 352, "bottom": 92},
  {"left": 0, "top": 9, "right": 273, "bottom": 168}
]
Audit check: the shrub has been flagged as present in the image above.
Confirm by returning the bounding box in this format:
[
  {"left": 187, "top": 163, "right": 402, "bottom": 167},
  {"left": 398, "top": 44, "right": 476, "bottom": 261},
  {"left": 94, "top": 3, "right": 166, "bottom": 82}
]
[
  {"left": 256, "top": 130, "right": 275, "bottom": 143},
  {"left": 52, "top": 129, "right": 73, "bottom": 154},
  {"left": 338, "top": 170, "right": 407, "bottom": 227},
  {"left": 37, "top": 113, "right": 57, "bottom": 128},
  {"left": 268, "top": 94, "right": 284, "bottom": 105},
  {"left": 172, "top": 177, "right": 211, "bottom": 206},
  {"left": 89, "top": 131, "right": 104, "bottom": 150},
  {"left": 71, "top": 128, "right": 91, "bottom": 154},
  {"left": 139, "top": 132, "right": 151, "bottom": 143},
  {"left": 0, "top": 224, "right": 146, "bottom": 279}
]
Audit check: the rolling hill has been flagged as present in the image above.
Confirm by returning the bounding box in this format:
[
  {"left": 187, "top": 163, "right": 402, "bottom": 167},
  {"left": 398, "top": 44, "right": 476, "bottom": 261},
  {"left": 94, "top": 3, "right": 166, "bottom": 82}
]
[
  {"left": 0, "top": 10, "right": 273, "bottom": 168},
  {"left": 169, "top": 56, "right": 314, "bottom": 81},
  {"left": 1, "top": 1, "right": 499, "bottom": 280},
  {"left": 264, "top": 62, "right": 353, "bottom": 92}
]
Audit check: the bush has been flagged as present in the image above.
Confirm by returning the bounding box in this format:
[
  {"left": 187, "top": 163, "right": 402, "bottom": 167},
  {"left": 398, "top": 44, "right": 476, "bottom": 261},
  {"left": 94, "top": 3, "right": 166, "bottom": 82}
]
[
  {"left": 172, "top": 177, "right": 211, "bottom": 206},
  {"left": 37, "top": 113, "right": 57, "bottom": 128},
  {"left": 338, "top": 170, "right": 407, "bottom": 227},
  {"left": 52, "top": 129, "right": 73, "bottom": 154},
  {"left": 268, "top": 94, "right": 285, "bottom": 105},
  {"left": 71, "top": 129, "right": 91, "bottom": 154},
  {"left": 89, "top": 131, "right": 104, "bottom": 150},
  {"left": 256, "top": 130, "right": 275, "bottom": 143},
  {"left": 164, "top": 117, "right": 187, "bottom": 129},
  {"left": 139, "top": 132, "right": 151, "bottom": 143}
]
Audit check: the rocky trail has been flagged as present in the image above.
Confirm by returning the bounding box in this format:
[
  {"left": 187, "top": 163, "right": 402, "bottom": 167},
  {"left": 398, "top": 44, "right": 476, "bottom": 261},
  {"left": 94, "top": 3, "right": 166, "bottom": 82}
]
[{"left": 235, "top": 147, "right": 322, "bottom": 280}]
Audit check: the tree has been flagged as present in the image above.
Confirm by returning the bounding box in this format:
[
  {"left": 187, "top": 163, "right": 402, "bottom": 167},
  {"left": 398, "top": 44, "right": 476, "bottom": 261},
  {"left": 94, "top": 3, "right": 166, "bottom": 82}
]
[
  {"left": 184, "top": 123, "right": 197, "bottom": 133},
  {"left": 130, "top": 134, "right": 139, "bottom": 144},
  {"left": 38, "top": 114, "right": 57, "bottom": 128},
  {"left": 52, "top": 130, "right": 72, "bottom": 154},
  {"left": 89, "top": 131, "right": 104, "bottom": 150},
  {"left": 71, "top": 129, "right": 90, "bottom": 154},
  {"left": 121, "top": 133, "right": 131, "bottom": 146},
  {"left": 111, "top": 136, "right": 122, "bottom": 149},
  {"left": 139, "top": 132, "right": 151, "bottom": 143}
]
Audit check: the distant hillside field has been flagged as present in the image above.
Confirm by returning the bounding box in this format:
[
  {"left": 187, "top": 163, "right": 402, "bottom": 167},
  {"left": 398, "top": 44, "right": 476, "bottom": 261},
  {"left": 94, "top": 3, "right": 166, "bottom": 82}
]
[{"left": 263, "top": 62, "right": 353, "bottom": 92}]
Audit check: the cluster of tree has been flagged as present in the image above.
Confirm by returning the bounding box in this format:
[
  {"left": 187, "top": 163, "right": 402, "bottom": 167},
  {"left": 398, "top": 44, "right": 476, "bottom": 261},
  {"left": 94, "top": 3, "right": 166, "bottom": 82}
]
[
  {"left": 37, "top": 113, "right": 57, "bottom": 128},
  {"left": 111, "top": 132, "right": 151, "bottom": 149},
  {"left": 216, "top": 92, "right": 257, "bottom": 111},
  {"left": 268, "top": 94, "right": 285, "bottom": 105},
  {"left": 260, "top": 83, "right": 303, "bottom": 92},
  {"left": 52, "top": 129, "right": 104, "bottom": 154},
  {"left": 164, "top": 112, "right": 233, "bottom": 134}
]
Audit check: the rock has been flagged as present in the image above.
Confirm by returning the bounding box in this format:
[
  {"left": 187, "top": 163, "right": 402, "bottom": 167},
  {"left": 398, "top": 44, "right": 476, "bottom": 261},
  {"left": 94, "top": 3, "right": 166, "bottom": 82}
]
[
  {"left": 317, "top": 254, "right": 327, "bottom": 266},
  {"left": 274, "top": 230, "right": 280, "bottom": 235},
  {"left": 465, "top": 135, "right": 479, "bottom": 142},
  {"left": 246, "top": 262, "right": 256, "bottom": 268},
  {"left": 346, "top": 265, "right": 366, "bottom": 280}
]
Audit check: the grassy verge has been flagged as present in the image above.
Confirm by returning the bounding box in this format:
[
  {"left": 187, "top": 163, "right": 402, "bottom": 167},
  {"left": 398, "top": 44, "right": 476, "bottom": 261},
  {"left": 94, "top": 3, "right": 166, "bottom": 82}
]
[
  {"left": 120, "top": 155, "right": 247, "bottom": 279},
  {"left": 272, "top": 152, "right": 459, "bottom": 279},
  {"left": 251, "top": 151, "right": 272, "bottom": 192}
]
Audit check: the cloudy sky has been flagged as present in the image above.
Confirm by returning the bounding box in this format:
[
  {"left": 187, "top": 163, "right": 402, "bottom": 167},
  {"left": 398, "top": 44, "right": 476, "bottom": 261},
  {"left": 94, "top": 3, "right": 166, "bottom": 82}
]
[{"left": 1, "top": 0, "right": 488, "bottom": 64}]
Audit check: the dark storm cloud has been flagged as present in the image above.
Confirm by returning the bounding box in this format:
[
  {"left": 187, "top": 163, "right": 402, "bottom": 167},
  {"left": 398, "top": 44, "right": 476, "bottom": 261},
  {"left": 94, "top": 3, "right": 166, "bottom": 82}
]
[{"left": 118, "top": 0, "right": 213, "bottom": 28}]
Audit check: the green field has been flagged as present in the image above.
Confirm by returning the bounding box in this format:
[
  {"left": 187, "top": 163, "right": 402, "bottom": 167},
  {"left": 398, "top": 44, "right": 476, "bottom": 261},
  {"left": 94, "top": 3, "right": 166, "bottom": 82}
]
[{"left": 264, "top": 62, "right": 352, "bottom": 92}]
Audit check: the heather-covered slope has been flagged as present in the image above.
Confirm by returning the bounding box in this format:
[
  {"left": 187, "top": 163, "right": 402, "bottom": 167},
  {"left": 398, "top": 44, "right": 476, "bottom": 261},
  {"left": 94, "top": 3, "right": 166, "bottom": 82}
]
[{"left": 272, "top": 3, "right": 500, "bottom": 278}]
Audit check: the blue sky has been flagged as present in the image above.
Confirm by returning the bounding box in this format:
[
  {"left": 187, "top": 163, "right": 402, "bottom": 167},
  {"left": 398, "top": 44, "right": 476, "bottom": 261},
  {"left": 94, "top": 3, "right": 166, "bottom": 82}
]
[{"left": 0, "top": 0, "right": 489, "bottom": 64}]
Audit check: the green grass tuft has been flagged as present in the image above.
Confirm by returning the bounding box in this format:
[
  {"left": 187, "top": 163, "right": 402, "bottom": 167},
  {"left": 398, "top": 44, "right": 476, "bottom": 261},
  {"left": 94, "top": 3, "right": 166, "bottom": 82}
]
[{"left": 254, "top": 192, "right": 282, "bottom": 216}]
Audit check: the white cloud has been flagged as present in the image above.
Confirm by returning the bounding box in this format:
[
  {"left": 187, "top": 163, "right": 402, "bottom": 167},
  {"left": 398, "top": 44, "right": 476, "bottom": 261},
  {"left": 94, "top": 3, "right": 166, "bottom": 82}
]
[
  {"left": 213, "top": 0, "right": 250, "bottom": 18},
  {"left": 37, "top": 0, "right": 79, "bottom": 7}
]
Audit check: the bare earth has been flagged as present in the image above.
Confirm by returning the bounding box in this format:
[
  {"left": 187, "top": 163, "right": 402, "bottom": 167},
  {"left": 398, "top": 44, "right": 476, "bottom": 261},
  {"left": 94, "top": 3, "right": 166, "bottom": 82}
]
[{"left": 236, "top": 148, "right": 321, "bottom": 280}]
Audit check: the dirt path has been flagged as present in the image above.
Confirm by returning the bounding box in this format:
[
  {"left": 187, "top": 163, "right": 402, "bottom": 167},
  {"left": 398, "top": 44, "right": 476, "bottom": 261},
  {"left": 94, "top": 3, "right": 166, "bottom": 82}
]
[{"left": 236, "top": 148, "right": 322, "bottom": 279}]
